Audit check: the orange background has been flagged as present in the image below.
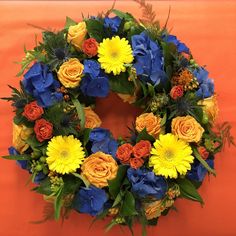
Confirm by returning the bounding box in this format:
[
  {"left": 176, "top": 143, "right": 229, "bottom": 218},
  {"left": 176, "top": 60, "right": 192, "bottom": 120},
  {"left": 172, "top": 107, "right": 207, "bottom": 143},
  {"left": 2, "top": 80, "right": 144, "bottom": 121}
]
[{"left": 0, "top": 1, "right": 236, "bottom": 236}]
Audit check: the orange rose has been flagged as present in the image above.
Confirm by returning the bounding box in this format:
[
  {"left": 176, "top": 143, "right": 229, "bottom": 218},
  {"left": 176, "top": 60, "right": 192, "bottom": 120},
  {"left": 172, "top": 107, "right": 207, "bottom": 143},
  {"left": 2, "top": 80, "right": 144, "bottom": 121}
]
[
  {"left": 81, "top": 152, "right": 118, "bottom": 188},
  {"left": 116, "top": 143, "right": 133, "bottom": 164},
  {"left": 12, "top": 123, "right": 33, "bottom": 153},
  {"left": 133, "top": 140, "right": 151, "bottom": 159},
  {"left": 198, "top": 95, "right": 219, "bottom": 124},
  {"left": 171, "top": 115, "right": 204, "bottom": 143},
  {"left": 67, "top": 22, "right": 87, "bottom": 50},
  {"left": 84, "top": 107, "right": 102, "bottom": 129},
  {"left": 197, "top": 146, "right": 209, "bottom": 160},
  {"left": 57, "top": 58, "right": 84, "bottom": 88},
  {"left": 135, "top": 113, "right": 162, "bottom": 138},
  {"left": 130, "top": 157, "right": 144, "bottom": 169}
]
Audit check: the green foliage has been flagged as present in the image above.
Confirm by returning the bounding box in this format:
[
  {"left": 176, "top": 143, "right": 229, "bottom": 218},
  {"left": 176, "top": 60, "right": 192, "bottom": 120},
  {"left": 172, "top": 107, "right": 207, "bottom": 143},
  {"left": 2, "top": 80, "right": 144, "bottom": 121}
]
[
  {"left": 109, "top": 72, "right": 135, "bottom": 94},
  {"left": 2, "top": 82, "right": 30, "bottom": 109},
  {"left": 54, "top": 186, "right": 63, "bottom": 220},
  {"left": 85, "top": 18, "right": 104, "bottom": 42},
  {"left": 112, "top": 9, "right": 135, "bottom": 21},
  {"left": 33, "top": 177, "right": 52, "bottom": 196},
  {"left": 1, "top": 154, "right": 31, "bottom": 161},
  {"left": 64, "top": 16, "right": 77, "bottom": 29},
  {"left": 108, "top": 165, "right": 129, "bottom": 199},
  {"left": 43, "top": 102, "right": 79, "bottom": 136},
  {"left": 136, "top": 128, "right": 155, "bottom": 143},
  {"left": 16, "top": 45, "right": 46, "bottom": 77},
  {"left": 120, "top": 191, "right": 138, "bottom": 216},
  {"left": 176, "top": 178, "right": 204, "bottom": 205},
  {"left": 192, "top": 147, "right": 216, "bottom": 176},
  {"left": 71, "top": 98, "right": 85, "bottom": 131},
  {"left": 41, "top": 30, "right": 70, "bottom": 71}
]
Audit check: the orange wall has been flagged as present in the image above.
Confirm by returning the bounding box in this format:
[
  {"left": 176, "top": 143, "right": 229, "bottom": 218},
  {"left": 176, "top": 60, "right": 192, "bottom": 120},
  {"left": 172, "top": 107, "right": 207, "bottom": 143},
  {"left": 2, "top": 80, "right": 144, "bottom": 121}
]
[{"left": 0, "top": 1, "right": 236, "bottom": 236}]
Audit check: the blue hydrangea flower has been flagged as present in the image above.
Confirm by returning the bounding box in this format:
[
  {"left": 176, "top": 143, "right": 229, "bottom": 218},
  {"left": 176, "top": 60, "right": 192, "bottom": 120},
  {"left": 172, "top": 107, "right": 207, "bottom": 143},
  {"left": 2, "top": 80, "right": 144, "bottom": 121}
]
[
  {"left": 22, "top": 63, "right": 63, "bottom": 107},
  {"left": 127, "top": 168, "right": 167, "bottom": 199},
  {"left": 91, "top": 138, "right": 118, "bottom": 157},
  {"left": 89, "top": 128, "right": 110, "bottom": 142},
  {"left": 162, "top": 34, "right": 190, "bottom": 54},
  {"left": 187, "top": 159, "right": 214, "bottom": 182},
  {"left": 193, "top": 67, "right": 214, "bottom": 98},
  {"left": 89, "top": 128, "right": 118, "bottom": 158},
  {"left": 34, "top": 172, "right": 46, "bottom": 184},
  {"left": 73, "top": 186, "right": 108, "bottom": 216},
  {"left": 104, "top": 16, "right": 122, "bottom": 33},
  {"left": 80, "top": 74, "right": 109, "bottom": 98},
  {"left": 83, "top": 60, "right": 101, "bottom": 79},
  {"left": 131, "top": 32, "right": 166, "bottom": 85}
]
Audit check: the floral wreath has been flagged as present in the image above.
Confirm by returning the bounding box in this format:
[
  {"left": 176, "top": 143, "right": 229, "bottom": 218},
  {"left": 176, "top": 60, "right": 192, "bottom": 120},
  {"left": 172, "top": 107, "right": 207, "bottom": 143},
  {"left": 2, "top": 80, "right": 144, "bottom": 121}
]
[{"left": 2, "top": 1, "right": 234, "bottom": 235}]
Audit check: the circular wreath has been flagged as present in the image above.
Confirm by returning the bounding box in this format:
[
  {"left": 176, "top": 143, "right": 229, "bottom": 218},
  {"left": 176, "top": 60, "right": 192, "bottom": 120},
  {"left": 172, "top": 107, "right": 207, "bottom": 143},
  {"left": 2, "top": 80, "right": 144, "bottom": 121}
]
[{"left": 2, "top": 3, "right": 234, "bottom": 234}]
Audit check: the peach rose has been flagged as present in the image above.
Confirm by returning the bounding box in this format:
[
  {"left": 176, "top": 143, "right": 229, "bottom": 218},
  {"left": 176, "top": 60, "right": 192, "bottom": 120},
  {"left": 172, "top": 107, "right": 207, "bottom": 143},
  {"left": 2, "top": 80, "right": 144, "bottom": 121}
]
[
  {"left": 12, "top": 123, "right": 33, "bottom": 153},
  {"left": 57, "top": 58, "right": 84, "bottom": 88},
  {"left": 135, "top": 113, "right": 162, "bottom": 138},
  {"left": 81, "top": 152, "right": 118, "bottom": 188},
  {"left": 67, "top": 22, "right": 87, "bottom": 50},
  {"left": 171, "top": 115, "right": 204, "bottom": 143},
  {"left": 84, "top": 107, "right": 102, "bottom": 129},
  {"left": 198, "top": 95, "right": 219, "bottom": 124},
  {"left": 144, "top": 200, "right": 163, "bottom": 220},
  {"left": 117, "top": 93, "right": 137, "bottom": 104}
]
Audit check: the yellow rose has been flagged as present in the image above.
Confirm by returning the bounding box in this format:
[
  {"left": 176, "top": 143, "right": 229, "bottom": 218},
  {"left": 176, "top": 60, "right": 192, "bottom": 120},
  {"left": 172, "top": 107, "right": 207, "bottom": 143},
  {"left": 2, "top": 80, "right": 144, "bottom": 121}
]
[
  {"left": 135, "top": 113, "right": 162, "bottom": 138},
  {"left": 67, "top": 22, "right": 87, "bottom": 50},
  {"left": 198, "top": 95, "right": 219, "bottom": 123},
  {"left": 84, "top": 107, "right": 102, "bottom": 129},
  {"left": 81, "top": 152, "right": 118, "bottom": 188},
  {"left": 57, "top": 58, "right": 84, "bottom": 88},
  {"left": 12, "top": 123, "right": 33, "bottom": 153},
  {"left": 171, "top": 115, "right": 204, "bottom": 143}
]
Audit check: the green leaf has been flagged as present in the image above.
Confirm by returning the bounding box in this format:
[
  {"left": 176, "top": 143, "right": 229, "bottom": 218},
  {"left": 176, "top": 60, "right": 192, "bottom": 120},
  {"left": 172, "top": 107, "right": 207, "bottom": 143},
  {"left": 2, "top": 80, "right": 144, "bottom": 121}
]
[
  {"left": 109, "top": 73, "right": 135, "bottom": 94},
  {"left": 160, "top": 112, "right": 167, "bottom": 126},
  {"left": 65, "top": 16, "right": 77, "bottom": 29},
  {"left": 33, "top": 178, "right": 52, "bottom": 196},
  {"left": 54, "top": 186, "right": 63, "bottom": 220},
  {"left": 120, "top": 191, "right": 138, "bottom": 216},
  {"left": 85, "top": 19, "right": 104, "bottom": 42},
  {"left": 62, "top": 175, "right": 82, "bottom": 195},
  {"left": 193, "top": 147, "right": 216, "bottom": 176},
  {"left": 82, "top": 128, "right": 91, "bottom": 146},
  {"left": 136, "top": 128, "right": 155, "bottom": 143},
  {"left": 112, "top": 191, "right": 124, "bottom": 207},
  {"left": 112, "top": 9, "right": 135, "bottom": 21},
  {"left": 72, "top": 98, "right": 85, "bottom": 130},
  {"left": 72, "top": 173, "right": 90, "bottom": 188},
  {"left": 147, "top": 83, "right": 155, "bottom": 97},
  {"left": 1, "top": 154, "right": 31, "bottom": 161},
  {"left": 177, "top": 178, "right": 204, "bottom": 205},
  {"left": 108, "top": 165, "right": 128, "bottom": 199}
]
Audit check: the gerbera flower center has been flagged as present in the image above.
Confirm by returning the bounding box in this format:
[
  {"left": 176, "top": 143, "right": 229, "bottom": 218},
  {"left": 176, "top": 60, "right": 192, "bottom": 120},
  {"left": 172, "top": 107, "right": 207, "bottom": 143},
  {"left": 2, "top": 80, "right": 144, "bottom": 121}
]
[
  {"left": 164, "top": 149, "right": 174, "bottom": 160},
  {"left": 61, "top": 150, "right": 69, "bottom": 158}
]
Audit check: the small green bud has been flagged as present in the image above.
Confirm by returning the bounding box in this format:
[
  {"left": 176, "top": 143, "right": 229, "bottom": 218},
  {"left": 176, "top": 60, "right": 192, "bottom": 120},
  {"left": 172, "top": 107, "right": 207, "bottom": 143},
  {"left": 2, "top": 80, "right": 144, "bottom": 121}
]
[
  {"left": 35, "top": 164, "right": 43, "bottom": 172},
  {"left": 202, "top": 112, "right": 209, "bottom": 124},
  {"left": 124, "top": 21, "right": 132, "bottom": 31},
  {"left": 40, "top": 156, "right": 47, "bottom": 163}
]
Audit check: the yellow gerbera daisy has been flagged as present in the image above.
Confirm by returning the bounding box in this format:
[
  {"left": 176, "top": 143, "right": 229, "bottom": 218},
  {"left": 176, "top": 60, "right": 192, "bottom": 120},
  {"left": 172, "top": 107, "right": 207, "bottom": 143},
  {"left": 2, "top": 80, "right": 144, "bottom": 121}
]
[
  {"left": 98, "top": 36, "right": 134, "bottom": 75},
  {"left": 149, "top": 133, "right": 194, "bottom": 178},
  {"left": 46, "top": 135, "right": 85, "bottom": 175}
]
